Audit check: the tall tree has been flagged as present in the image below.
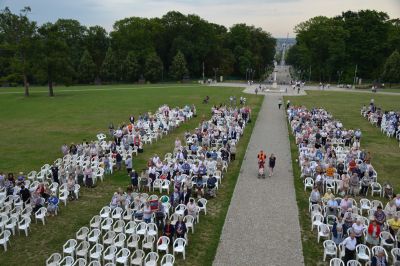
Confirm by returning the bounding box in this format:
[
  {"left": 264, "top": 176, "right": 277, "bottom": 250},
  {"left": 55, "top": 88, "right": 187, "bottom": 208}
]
[
  {"left": 85, "top": 26, "right": 109, "bottom": 82},
  {"left": 382, "top": 50, "right": 400, "bottom": 84},
  {"left": 0, "top": 7, "right": 36, "bottom": 96},
  {"left": 78, "top": 49, "right": 96, "bottom": 83},
  {"left": 101, "top": 47, "right": 118, "bottom": 82},
  {"left": 144, "top": 53, "right": 163, "bottom": 82},
  {"left": 36, "top": 22, "right": 73, "bottom": 96},
  {"left": 169, "top": 50, "right": 188, "bottom": 80},
  {"left": 123, "top": 51, "right": 140, "bottom": 82}
]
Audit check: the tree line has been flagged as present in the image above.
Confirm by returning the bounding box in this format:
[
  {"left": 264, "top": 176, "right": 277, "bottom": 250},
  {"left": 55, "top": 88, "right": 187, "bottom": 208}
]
[
  {"left": 286, "top": 10, "right": 400, "bottom": 84},
  {"left": 0, "top": 7, "right": 276, "bottom": 96}
]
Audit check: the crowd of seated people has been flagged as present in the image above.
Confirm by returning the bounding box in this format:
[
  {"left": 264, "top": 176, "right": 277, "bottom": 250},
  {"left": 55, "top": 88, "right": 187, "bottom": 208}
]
[
  {"left": 45, "top": 104, "right": 251, "bottom": 265},
  {"left": 288, "top": 106, "right": 400, "bottom": 265},
  {"left": 361, "top": 101, "right": 400, "bottom": 140}
]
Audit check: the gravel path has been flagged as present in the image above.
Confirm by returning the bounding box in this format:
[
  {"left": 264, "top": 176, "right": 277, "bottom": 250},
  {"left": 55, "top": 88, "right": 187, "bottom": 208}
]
[{"left": 213, "top": 94, "right": 304, "bottom": 266}]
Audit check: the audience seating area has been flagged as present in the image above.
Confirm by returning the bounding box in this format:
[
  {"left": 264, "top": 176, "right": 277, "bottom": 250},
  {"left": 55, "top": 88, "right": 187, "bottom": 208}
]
[
  {"left": 361, "top": 103, "right": 400, "bottom": 145},
  {"left": 0, "top": 105, "right": 195, "bottom": 254},
  {"left": 288, "top": 106, "right": 400, "bottom": 265},
  {"left": 45, "top": 105, "right": 251, "bottom": 265}
]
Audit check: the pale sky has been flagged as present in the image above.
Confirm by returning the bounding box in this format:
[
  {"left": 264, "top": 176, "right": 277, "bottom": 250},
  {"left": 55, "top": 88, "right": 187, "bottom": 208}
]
[{"left": 1, "top": 0, "right": 399, "bottom": 37}]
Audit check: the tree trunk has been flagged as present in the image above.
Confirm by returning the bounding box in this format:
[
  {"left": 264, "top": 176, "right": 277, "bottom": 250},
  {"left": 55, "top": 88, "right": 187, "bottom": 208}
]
[
  {"left": 23, "top": 74, "right": 29, "bottom": 97},
  {"left": 48, "top": 80, "right": 54, "bottom": 97}
]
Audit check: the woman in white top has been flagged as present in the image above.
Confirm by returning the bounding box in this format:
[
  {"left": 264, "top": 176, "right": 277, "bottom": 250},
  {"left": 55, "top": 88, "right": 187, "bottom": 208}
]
[
  {"left": 351, "top": 220, "right": 364, "bottom": 245},
  {"left": 342, "top": 231, "right": 357, "bottom": 264}
]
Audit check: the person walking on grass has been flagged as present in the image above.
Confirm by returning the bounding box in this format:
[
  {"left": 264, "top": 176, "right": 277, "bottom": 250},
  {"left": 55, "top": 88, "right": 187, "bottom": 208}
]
[{"left": 268, "top": 154, "right": 276, "bottom": 177}]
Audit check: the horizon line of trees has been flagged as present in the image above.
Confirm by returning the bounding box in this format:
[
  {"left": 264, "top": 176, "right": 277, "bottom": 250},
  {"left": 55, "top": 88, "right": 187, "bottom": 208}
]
[
  {"left": 286, "top": 10, "right": 400, "bottom": 85},
  {"left": 0, "top": 7, "right": 276, "bottom": 96}
]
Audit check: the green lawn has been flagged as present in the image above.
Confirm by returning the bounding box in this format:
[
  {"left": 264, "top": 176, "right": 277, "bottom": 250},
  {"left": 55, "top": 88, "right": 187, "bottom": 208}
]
[
  {"left": 0, "top": 84, "right": 263, "bottom": 266},
  {"left": 285, "top": 91, "right": 400, "bottom": 265}
]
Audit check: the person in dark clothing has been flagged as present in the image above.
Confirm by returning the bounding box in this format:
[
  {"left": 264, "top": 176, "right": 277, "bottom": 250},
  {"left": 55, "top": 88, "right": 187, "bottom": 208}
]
[
  {"left": 130, "top": 170, "right": 139, "bottom": 191},
  {"left": 175, "top": 216, "right": 187, "bottom": 239},
  {"left": 51, "top": 165, "right": 59, "bottom": 184},
  {"left": 163, "top": 219, "right": 175, "bottom": 243},
  {"left": 20, "top": 186, "right": 31, "bottom": 204},
  {"left": 116, "top": 152, "right": 123, "bottom": 171},
  {"left": 268, "top": 154, "right": 276, "bottom": 177}
]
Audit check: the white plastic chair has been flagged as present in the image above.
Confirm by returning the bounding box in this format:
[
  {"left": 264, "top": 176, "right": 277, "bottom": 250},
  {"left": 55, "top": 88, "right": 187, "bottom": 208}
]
[
  {"left": 115, "top": 248, "right": 130, "bottom": 266},
  {"left": 380, "top": 231, "right": 395, "bottom": 249},
  {"left": 370, "top": 182, "right": 382, "bottom": 197},
  {"left": 100, "top": 206, "right": 111, "bottom": 219},
  {"left": 152, "top": 179, "right": 163, "bottom": 193},
  {"left": 103, "top": 245, "right": 117, "bottom": 264},
  {"left": 111, "top": 207, "right": 123, "bottom": 220},
  {"left": 147, "top": 223, "right": 158, "bottom": 239},
  {"left": 59, "top": 256, "right": 74, "bottom": 266},
  {"left": 76, "top": 241, "right": 90, "bottom": 261},
  {"left": 113, "top": 220, "right": 125, "bottom": 234},
  {"left": 161, "top": 180, "right": 171, "bottom": 194},
  {"left": 114, "top": 233, "right": 126, "bottom": 249},
  {"left": 101, "top": 218, "right": 113, "bottom": 233},
  {"left": 371, "top": 246, "right": 388, "bottom": 261},
  {"left": 88, "top": 229, "right": 101, "bottom": 245},
  {"left": 197, "top": 198, "right": 207, "bottom": 215},
  {"left": 391, "top": 247, "right": 400, "bottom": 263},
  {"left": 330, "top": 258, "right": 345, "bottom": 266},
  {"left": 89, "top": 243, "right": 103, "bottom": 261},
  {"left": 136, "top": 222, "right": 148, "bottom": 237},
  {"left": 76, "top": 226, "right": 90, "bottom": 241},
  {"left": 173, "top": 238, "right": 186, "bottom": 260},
  {"left": 0, "top": 230, "right": 11, "bottom": 251},
  {"left": 184, "top": 215, "right": 195, "bottom": 234},
  {"left": 5, "top": 216, "right": 18, "bottom": 235},
  {"left": 34, "top": 207, "right": 47, "bottom": 225},
  {"left": 318, "top": 224, "right": 330, "bottom": 243},
  {"left": 311, "top": 213, "right": 324, "bottom": 231},
  {"left": 304, "top": 177, "right": 314, "bottom": 191},
  {"left": 125, "top": 221, "right": 136, "bottom": 235},
  {"left": 359, "top": 199, "right": 371, "bottom": 215},
  {"left": 323, "top": 240, "right": 337, "bottom": 261},
  {"left": 59, "top": 190, "right": 69, "bottom": 206},
  {"left": 63, "top": 239, "right": 78, "bottom": 258},
  {"left": 355, "top": 244, "right": 370, "bottom": 262},
  {"left": 346, "top": 260, "right": 361, "bottom": 266},
  {"left": 18, "top": 217, "right": 31, "bottom": 236},
  {"left": 72, "top": 258, "right": 87, "bottom": 266},
  {"left": 90, "top": 215, "right": 101, "bottom": 230},
  {"left": 127, "top": 234, "right": 140, "bottom": 250},
  {"left": 157, "top": 236, "right": 170, "bottom": 254},
  {"left": 130, "top": 249, "right": 145, "bottom": 266},
  {"left": 46, "top": 253, "right": 62, "bottom": 266},
  {"left": 144, "top": 251, "right": 159, "bottom": 266},
  {"left": 160, "top": 254, "right": 175, "bottom": 266},
  {"left": 142, "top": 235, "right": 155, "bottom": 251}
]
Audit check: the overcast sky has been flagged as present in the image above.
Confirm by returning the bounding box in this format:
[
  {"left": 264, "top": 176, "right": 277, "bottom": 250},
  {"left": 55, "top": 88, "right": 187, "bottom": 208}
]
[{"left": 1, "top": 0, "right": 399, "bottom": 37}]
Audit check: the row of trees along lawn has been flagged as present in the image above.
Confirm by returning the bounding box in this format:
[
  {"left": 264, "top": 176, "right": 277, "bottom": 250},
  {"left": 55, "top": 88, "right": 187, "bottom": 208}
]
[
  {"left": 286, "top": 10, "right": 400, "bottom": 85},
  {"left": 0, "top": 7, "right": 276, "bottom": 96}
]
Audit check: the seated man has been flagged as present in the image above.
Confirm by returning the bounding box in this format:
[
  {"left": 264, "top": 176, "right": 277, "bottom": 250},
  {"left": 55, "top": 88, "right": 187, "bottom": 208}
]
[{"left": 206, "top": 175, "right": 217, "bottom": 198}]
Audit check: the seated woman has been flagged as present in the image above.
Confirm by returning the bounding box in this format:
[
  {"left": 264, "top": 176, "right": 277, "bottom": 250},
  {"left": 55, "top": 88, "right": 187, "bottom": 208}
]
[
  {"left": 175, "top": 216, "right": 187, "bottom": 239},
  {"left": 366, "top": 218, "right": 380, "bottom": 247}
]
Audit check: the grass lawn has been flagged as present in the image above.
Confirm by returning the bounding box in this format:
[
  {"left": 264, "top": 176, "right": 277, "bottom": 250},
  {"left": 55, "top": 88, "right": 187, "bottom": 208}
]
[
  {"left": 0, "top": 84, "right": 263, "bottom": 266},
  {"left": 285, "top": 90, "right": 400, "bottom": 265}
]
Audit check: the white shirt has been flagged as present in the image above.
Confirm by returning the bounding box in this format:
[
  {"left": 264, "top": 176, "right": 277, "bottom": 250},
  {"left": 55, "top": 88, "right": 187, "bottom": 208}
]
[
  {"left": 352, "top": 223, "right": 364, "bottom": 237},
  {"left": 342, "top": 236, "right": 357, "bottom": 250}
]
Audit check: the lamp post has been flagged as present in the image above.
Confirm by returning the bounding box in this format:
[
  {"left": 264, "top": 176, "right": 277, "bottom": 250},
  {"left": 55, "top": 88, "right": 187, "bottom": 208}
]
[{"left": 213, "top": 67, "right": 219, "bottom": 82}]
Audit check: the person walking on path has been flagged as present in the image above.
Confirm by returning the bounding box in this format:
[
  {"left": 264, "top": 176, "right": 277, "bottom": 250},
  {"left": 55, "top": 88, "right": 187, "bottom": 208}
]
[
  {"left": 278, "top": 99, "right": 282, "bottom": 109},
  {"left": 269, "top": 154, "right": 276, "bottom": 177}
]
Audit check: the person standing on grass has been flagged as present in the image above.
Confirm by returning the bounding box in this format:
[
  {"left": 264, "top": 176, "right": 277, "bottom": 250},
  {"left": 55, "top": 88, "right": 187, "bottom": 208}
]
[
  {"left": 278, "top": 99, "right": 282, "bottom": 109},
  {"left": 342, "top": 231, "right": 357, "bottom": 264},
  {"left": 268, "top": 154, "right": 276, "bottom": 177},
  {"left": 125, "top": 155, "right": 132, "bottom": 173}
]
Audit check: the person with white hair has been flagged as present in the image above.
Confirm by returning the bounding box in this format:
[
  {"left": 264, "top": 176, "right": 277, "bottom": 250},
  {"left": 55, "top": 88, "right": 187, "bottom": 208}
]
[
  {"left": 352, "top": 219, "right": 364, "bottom": 244},
  {"left": 342, "top": 231, "right": 357, "bottom": 264},
  {"left": 371, "top": 249, "right": 388, "bottom": 266}
]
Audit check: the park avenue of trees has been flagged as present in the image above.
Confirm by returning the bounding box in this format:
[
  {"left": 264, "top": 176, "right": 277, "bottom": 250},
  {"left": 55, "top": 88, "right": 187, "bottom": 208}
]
[
  {"left": 0, "top": 7, "right": 276, "bottom": 96},
  {"left": 286, "top": 10, "right": 400, "bottom": 85}
]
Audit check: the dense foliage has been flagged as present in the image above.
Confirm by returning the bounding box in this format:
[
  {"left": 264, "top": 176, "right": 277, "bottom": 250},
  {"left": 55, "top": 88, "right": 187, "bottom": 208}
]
[
  {"left": 0, "top": 8, "right": 275, "bottom": 95},
  {"left": 286, "top": 10, "right": 400, "bottom": 83}
]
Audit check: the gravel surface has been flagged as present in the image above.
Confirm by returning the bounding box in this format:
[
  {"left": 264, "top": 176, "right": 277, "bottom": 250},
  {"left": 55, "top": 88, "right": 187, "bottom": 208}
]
[{"left": 213, "top": 94, "right": 304, "bottom": 266}]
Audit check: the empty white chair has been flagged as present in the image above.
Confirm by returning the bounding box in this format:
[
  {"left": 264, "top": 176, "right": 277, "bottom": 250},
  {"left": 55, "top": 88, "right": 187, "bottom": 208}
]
[
  {"left": 87, "top": 261, "right": 101, "bottom": 266},
  {"left": 113, "top": 220, "right": 125, "bottom": 234},
  {"left": 35, "top": 207, "right": 47, "bottom": 225},
  {"left": 59, "top": 256, "right": 74, "bottom": 266},
  {"left": 103, "top": 245, "right": 117, "bottom": 264},
  {"left": 147, "top": 223, "right": 158, "bottom": 239},
  {"left": 130, "top": 249, "right": 145, "bottom": 266},
  {"left": 90, "top": 215, "right": 101, "bottom": 230},
  {"left": 311, "top": 213, "right": 324, "bottom": 231},
  {"left": 144, "top": 251, "right": 159, "bottom": 266},
  {"left": 89, "top": 243, "right": 103, "bottom": 261},
  {"left": 356, "top": 244, "right": 370, "bottom": 263},
  {"left": 173, "top": 238, "right": 186, "bottom": 260},
  {"left": 63, "top": 239, "right": 78, "bottom": 258},
  {"left": 18, "top": 217, "right": 31, "bottom": 236},
  {"left": 74, "top": 184, "right": 80, "bottom": 199},
  {"left": 76, "top": 226, "right": 90, "bottom": 241},
  {"left": 115, "top": 248, "right": 130, "bottom": 266},
  {"left": 370, "top": 182, "right": 382, "bottom": 197},
  {"left": 136, "top": 222, "right": 148, "bottom": 237},
  {"left": 113, "top": 233, "right": 126, "bottom": 249},
  {"left": 101, "top": 218, "right": 113, "bottom": 233},
  {"left": 161, "top": 180, "right": 171, "bottom": 194},
  {"left": 5, "top": 217, "right": 18, "bottom": 235},
  {"left": 391, "top": 248, "right": 400, "bottom": 263},
  {"left": 330, "top": 258, "right": 345, "bottom": 266},
  {"left": 160, "top": 254, "right": 175, "bottom": 266},
  {"left": 102, "top": 226, "right": 115, "bottom": 243},
  {"left": 157, "top": 236, "right": 170, "bottom": 254},
  {"left": 152, "top": 179, "right": 163, "bottom": 193},
  {"left": 127, "top": 234, "right": 140, "bottom": 250},
  {"left": 59, "top": 190, "right": 69, "bottom": 206},
  {"left": 142, "top": 235, "right": 155, "bottom": 251},
  {"left": 197, "top": 198, "right": 207, "bottom": 215},
  {"left": 359, "top": 199, "right": 371, "bottom": 215},
  {"left": 346, "top": 260, "right": 361, "bottom": 266},
  {"left": 88, "top": 229, "right": 101, "bottom": 245},
  {"left": 125, "top": 221, "right": 136, "bottom": 235},
  {"left": 100, "top": 206, "right": 111, "bottom": 219},
  {"left": 111, "top": 207, "right": 123, "bottom": 220},
  {"left": 0, "top": 230, "right": 11, "bottom": 251},
  {"left": 323, "top": 240, "right": 337, "bottom": 261},
  {"left": 72, "top": 258, "right": 87, "bottom": 266},
  {"left": 46, "top": 253, "right": 62, "bottom": 266},
  {"left": 380, "top": 231, "right": 395, "bottom": 249},
  {"left": 318, "top": 224, "right": 330, "bottom": 243},
  {"left": 174, "top": 204, "right": 186, "bottom": 216},
  {"left": 184, "top": 215, "right": 195, "bottom": 234},
  {"left": 76, "top": 241, "right": 90, "bottom": 260},
  {"left": 304, "top": 177, "right": 314, "bottom": 191}
]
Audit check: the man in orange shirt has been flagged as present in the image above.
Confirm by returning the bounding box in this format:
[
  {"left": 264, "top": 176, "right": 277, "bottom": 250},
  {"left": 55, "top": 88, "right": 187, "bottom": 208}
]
[
  {"left": 257, "top": 150, "right": 267, "bottom": 169},
  {"left": 326, "top": 164, "right": 336, "bottom": 178}
]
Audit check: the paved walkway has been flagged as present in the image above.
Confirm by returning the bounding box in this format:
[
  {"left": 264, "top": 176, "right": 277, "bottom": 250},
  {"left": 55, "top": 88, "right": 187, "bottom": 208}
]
[{"left": 213, "top": 94, "right": 304, "bottom": 266}]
